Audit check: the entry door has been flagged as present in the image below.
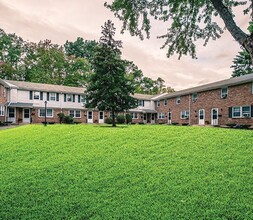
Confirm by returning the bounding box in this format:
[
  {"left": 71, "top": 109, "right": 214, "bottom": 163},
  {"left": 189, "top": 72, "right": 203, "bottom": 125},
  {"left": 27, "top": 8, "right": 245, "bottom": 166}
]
[
  {"left": 23, "top": 109, "right": 30, "bottom": 123},
  {"left": 198, "top": 109, "right": 205, "bottom": 125},
  {"left": 168, "top": 112, "right": 172, "bottom": 124},
  {"left": 87, "top": 111, "right": 93, "bottom": 123},
  {"left": 211, "top": 108, "right": 218, "bottom": 125},
  {"left": 8, "top": 108, "right": 16, "bottom": 123},
  {"left": 151, "top": 113, "right": 155, "bottom": 124},
  {"left": 143, "top": 113, "right": 147, "bottom": 124},
  {"left": 99, "top": 111, "right": 104, "bottom": 124}
]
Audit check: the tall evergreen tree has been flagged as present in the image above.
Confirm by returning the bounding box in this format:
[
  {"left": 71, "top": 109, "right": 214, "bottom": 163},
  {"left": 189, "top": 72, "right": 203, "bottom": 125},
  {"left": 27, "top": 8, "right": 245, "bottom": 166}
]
[{"left": 85, "top": 20, "right": 137, "bottom": 127}]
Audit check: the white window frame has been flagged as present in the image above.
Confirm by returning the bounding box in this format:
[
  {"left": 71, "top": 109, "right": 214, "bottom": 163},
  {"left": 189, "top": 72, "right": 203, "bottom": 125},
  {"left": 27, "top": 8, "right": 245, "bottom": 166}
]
[
  {"left": 131, "top": 112, "right": 138, "bottom": 119},
  {"left": 180, "top": 110, "right": 189, "bottom": 119},
  {"left": 176, "top": 97, "right": 180, "bottom": 104},
  {"left": 0, "top": 105, "right": 4, "bottom": 116},
  {"left": 39, "top": 109, "right": 53, "bottom": 118},
  {"left": 232, "top": 106, "right": 251, "bottom": 118},
  {"left": 221, "top": 87, "right": 228, "bottom": 98},
  {"left": 192, "top": 93, "right": 198, "bottom": 102},
  {"left": 164, "top": 99, "right": 167, "bottom": 106},
  {"left": 138, "top": 100, "right": 144, "bottom": 107},
  {"left": 34, "top": 91, "right": 40, "bottom": 100},
  {"left": 69, "top": 110, "right": 81, "bottom": 118},
  {"left": 158, "top": 112, "right": 165, "bottom": 119},
  {"left": 49, "top": 92, "right": 56, "bottom": 101},
  {"left": 67, "top": 94, "right": 73, "bottom": 102}
]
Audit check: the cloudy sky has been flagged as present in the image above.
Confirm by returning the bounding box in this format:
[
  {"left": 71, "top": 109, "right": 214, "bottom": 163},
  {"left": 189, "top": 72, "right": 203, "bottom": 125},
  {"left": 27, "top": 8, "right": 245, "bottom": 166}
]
[{"left": 0, "top": 0, "right": 250, "bottom": 90}]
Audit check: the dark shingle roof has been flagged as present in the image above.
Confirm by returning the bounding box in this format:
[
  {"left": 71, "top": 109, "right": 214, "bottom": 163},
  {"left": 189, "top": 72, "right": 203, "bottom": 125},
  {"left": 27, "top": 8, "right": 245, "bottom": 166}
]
[{"left": 157, "top": 74, "right": 253, "bottom": 100}]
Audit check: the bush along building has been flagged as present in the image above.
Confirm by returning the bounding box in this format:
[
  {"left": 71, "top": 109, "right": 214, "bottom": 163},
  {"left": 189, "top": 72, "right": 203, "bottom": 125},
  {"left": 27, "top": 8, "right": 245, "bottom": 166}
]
[{"left": 0, "top": 73, "right": 253, "bottom": 126}]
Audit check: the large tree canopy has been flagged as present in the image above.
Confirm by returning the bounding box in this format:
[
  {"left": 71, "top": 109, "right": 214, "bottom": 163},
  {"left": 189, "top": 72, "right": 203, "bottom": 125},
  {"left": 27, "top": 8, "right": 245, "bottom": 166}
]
[{"left": 105, "top": 0, "right": 253, "bottom": 62}]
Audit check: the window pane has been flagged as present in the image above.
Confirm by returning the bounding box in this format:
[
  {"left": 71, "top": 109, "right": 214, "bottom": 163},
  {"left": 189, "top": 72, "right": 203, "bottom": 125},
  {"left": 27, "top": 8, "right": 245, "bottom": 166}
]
[
  {"left": 47, "top": 109, "right": 53, "bottom": 117},
  {"left": 69, "top": 110, "right": 74, "bottom": 117},
  {"left": 40, "top": 109, "right": 45, "bottom": 117},
  {"left": 75, "top": 111, "right": 81, "bottom": 118}
]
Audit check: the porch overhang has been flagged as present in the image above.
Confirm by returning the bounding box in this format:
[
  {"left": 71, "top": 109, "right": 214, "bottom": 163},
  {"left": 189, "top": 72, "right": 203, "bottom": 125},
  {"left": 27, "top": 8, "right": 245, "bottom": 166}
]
[
  {"left": 129, "top": 109, "right": 157, "bottom": 114},
  {"left": 7, "top": 102, "right": 34, "bottom": 108}
]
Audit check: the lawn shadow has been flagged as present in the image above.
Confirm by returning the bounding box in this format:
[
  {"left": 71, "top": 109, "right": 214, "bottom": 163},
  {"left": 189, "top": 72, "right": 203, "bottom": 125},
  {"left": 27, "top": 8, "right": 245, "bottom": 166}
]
[{"left": 95, "top": 125, "right": 129, "bottom": 129}]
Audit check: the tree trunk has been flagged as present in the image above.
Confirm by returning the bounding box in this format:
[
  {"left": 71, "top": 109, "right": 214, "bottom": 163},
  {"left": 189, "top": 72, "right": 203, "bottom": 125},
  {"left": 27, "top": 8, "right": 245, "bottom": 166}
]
[
  {"left": 210, "top": 0, "right": 253, "bottom": 63},
  {"left": 112, "top": 110, "right": 116, "bottom": 127}
]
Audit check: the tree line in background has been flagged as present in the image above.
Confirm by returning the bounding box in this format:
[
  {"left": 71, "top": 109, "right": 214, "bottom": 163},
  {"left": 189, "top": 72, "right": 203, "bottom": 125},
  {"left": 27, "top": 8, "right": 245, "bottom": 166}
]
[{"left": 0, "top": 28, "right": 174, "bottom": 95}]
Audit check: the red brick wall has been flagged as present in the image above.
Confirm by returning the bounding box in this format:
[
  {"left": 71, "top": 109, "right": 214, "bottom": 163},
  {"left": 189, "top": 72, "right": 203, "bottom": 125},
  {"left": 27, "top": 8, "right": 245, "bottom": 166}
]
[
  {"left": 0, "top": 85, "right": 7, "bottom": 122},
  {"left": 156, "top": 82, "right": 253, "bottom": 126}
]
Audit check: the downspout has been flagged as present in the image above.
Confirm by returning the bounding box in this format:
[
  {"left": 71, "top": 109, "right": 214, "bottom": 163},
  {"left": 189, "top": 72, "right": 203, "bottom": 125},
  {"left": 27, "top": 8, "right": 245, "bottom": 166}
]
[{"left": 188, "top": 94, "right": 191, "bottom": 125}]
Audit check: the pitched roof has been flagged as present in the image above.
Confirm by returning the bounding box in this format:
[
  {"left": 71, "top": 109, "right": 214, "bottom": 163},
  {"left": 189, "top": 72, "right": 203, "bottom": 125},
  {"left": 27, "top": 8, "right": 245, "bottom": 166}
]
[
  {"left": 1, "top": 80, "right": 85, "bottom": 94},
  {"left": 132, "top": 93, "right": 157, "bottom": 100},
  {"left": 157, "top": 74, "right": 253, "bottom": 100}
]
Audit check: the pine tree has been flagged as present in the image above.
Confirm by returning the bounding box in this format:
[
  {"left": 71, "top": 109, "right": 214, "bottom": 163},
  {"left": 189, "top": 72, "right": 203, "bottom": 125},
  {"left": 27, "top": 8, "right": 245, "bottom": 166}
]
[{"left": 85, "top": 20, "right": 137, "bottom": 127}]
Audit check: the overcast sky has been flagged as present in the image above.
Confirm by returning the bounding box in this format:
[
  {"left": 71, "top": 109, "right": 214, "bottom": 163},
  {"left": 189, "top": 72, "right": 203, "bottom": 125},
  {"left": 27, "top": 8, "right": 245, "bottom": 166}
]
[{"left": 0, "top": 0, "right": 250, "bottom": 90}]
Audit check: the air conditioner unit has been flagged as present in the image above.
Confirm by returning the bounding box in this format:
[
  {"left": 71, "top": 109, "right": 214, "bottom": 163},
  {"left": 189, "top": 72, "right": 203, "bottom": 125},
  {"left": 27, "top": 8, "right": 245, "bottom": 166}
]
[
  {"left": 243, "top": 113, "right": 250, "bottom": 118},
  {"left": 221, "top": 94, "right": 227, "bottom": 99}
]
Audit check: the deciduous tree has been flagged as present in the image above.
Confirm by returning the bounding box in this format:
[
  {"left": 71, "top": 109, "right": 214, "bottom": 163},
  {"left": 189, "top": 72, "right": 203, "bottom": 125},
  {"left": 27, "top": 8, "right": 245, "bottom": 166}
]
[{"left": 105, "top": 0, "right": 253, "bottom": 62}]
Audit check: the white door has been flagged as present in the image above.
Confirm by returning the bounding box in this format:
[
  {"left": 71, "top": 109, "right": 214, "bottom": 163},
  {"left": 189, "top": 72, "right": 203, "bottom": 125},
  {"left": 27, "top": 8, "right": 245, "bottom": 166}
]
[
  {"left": 99, "top": 111, "right": 104, "bottom": 124},
  {"left": 23, "top": 109, "right": 30, "bottom": 123},
  {"left": 198, "top": 109, "right": 205, "bottom": 125},
  {"left": 7, "top": 108, "right": 16, "bottom": 123},
  {"left": 151, "top": 113, "right": 155, "bottom": 124},
  {"left": 211, "top": 108, "right": 218, "bottom": 125},
  {"left": 143, "top": 113, "right": 147, "bottom": 124},
  {"left": 168, "top": 112, "right": 172, "bottom": 124},
  {"left": 87, "top": 111, "right": 93, "bottom": 123}
]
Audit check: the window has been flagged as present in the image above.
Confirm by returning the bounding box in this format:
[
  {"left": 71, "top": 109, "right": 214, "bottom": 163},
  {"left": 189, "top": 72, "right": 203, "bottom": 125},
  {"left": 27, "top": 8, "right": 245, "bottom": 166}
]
[
  {"left": 181, "top": 110, "right": 189, "bottom": 119},
  {"left": 164, "top": 99, "right": 167, "bottom": 106},
  {"left": 0, "top": 106, "right": 4, "bottom": 116},
  {"left": 157, "top": 101, "right": 160, "bottom": 107},
  {"left": 49, "top": 93, "right": 56, "bottom": 101},
  {"left": 158, "top": 112, "right": 165, "bottom": 119},
  {"left": 69, "top": 110, "right": 81, "bottom": 118},
  {"left": 221, "top": 87, "right": 228, "bottom": 98},
  {"left": 138, "top": 100, "right": 144, "bottom": 107},
  {"left": 64, "top": 94, "right": 75, "bottom": 102},
  {"left": 39, "top": 109, "right": 53, "bottom": 117},
  {"left": 88, "top": 111, "right": 93, "bottom": 119},
  {"left": 232, "top": 106, "right": 251, "bottom": 118},
  {"left": 192, "top": 93, "right": 198, "bottom": 102},
  {"left": 176, "top": 97, "right": 180, "bottom": 104},
  {"left": 8, "top": 108, "right": 15, "bottom": 118},
  {"left": 131, "top": 112, "right": 138, "bottom": 119},
  {"left": 67, "top": 94, "right": 73, "bottom": 102},
  {"left": 34, "top": 91, "right": 40, "bottom": 100}
]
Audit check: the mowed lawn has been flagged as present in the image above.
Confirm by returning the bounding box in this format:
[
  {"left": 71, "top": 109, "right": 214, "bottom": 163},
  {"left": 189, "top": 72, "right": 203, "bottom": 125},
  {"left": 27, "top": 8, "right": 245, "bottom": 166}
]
[{"left": 1, "top": 125, "right": 253, "bottom": 219}]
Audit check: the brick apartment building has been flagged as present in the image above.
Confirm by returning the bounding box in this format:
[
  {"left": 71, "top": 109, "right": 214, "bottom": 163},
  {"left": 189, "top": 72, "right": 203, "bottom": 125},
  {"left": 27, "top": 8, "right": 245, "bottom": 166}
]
[
  {"left": 0, "top": 73, "right": 253, "bottom": 126},
  {"left": 154, "top": 74, "right": 253, "bottom": 126}
]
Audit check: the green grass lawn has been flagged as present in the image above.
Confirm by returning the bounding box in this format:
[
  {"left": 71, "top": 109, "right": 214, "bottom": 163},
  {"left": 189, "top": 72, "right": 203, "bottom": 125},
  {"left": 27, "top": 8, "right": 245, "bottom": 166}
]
[{"left": 1, "top": 124, "right": 253, "bottom": 219}]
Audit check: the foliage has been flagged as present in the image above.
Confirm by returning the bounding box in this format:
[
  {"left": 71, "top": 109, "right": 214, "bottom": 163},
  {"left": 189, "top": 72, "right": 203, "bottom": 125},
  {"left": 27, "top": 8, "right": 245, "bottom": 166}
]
[
  {"left": 57, "top": 112, "right": 65, "bottom": 124},
  {"left": 105, "top": 117, "right": 112, "bottom": 124},
  {"left": 105, "top": 0, "right": 253, "bottom": 60},
  {"left": 116, "top": 114, "right": 125, "bottom": 124},
  {"left": 125, "top": 113, "right": 132, "bottom": 124},
  {"left": 1, "top": 125, "right": 253, "bottom": 219},
  {"left": 64, "top": 115, "right": 74, "bottom": 124},
  {"left": 231, "top": 49, "right": 253, "bottom": 77},
  {"left": 85, "top": 20, "right": 137, "bottom": 127}
]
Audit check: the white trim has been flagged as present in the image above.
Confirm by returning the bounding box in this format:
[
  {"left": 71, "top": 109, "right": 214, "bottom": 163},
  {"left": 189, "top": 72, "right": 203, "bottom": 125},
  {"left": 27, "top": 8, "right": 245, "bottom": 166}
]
[
  {"left": 0, "top": 105, "right": 4, "bottom": 116},
  {"left": 232, "top": 106, "right": 251, "bottom": 118},
  {"left": 158, "top": 112, "right": 165, "bottom": 119},
  {"left": 221, "top": 87, "right": 228, "bottom": 98},
  {"left": 69, "top": 110, "right": 81, "bottom": 118},
  {"left": 180, "top": 110, "right": 189, "bottom": 119},
  {"left": 39, "top": 108, "right": 54, "bottom": 118}
]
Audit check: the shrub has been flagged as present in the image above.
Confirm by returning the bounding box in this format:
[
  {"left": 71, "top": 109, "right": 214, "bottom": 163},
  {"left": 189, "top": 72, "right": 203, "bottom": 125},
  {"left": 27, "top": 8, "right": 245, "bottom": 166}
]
[
  {"left": 172, "top": 122, "right": 179, "bottom": 125},
  {"left": 105, "top": 117, "right": 112, "bottom": 124},
  {"left": 131, "top": 122, "right": 136, "bottom": 125},
  {"left": 226, "top": 123, "right": 236, "bottom": 128},
  {"left": 139, "top": 122, "right": 145, "bottom": 125},
  {"left": 181, "top": 123, "right": 189, "bottom": 126},
  {"left": 116, "top": 114, "right": 125, "bottom": 124},
  {"left": 239, "top": 124, "right": 251, "bottom": 129},
  {"left": 64, "top": 115, "right": 74, "bottom": 124},
  {"left": 125, "top": 114, "right": 132, "bottom": 124},
  {"left": 57, "top": 113, "right": 65, "bottom": 124}
]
